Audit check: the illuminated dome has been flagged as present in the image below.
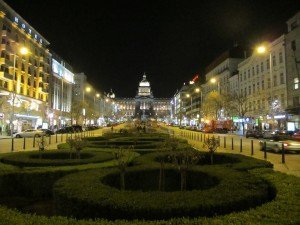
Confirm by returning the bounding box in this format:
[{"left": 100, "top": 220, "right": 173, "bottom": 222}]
[{"left": 139, "top": 74, "right": 150, "bottom": 87}]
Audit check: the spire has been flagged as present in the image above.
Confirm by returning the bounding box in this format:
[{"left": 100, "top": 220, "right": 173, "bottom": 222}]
[{"left": 143, "top": 72, "right": 146, "bottom": 80}]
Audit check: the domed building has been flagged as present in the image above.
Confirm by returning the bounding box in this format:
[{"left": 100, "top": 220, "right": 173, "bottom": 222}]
[{"left": 115, "top": 73, "right": 171, "bottom": 121}]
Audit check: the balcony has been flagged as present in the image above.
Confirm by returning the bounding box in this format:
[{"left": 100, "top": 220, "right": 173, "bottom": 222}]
[
  {"left": 0, "top": 57, "right": 14, "bottom": 67},
  {"left": 40, "top": 87, "right": 48, "bottom": 93},
  {"left": 0, "top": 71, "right": 13, "bottom": 80}
]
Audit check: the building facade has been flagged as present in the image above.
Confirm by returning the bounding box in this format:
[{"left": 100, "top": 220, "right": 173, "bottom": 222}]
[
  {"left": 238, "top": 35, "right": 287, "bottom": 131},
  {"left": 50, "top": 52, "right": 74, "bottom": 128},
  {"left": 0, "top": 0, "right": 51, "bottom": 133},
  {"left": 285, "top": 11, "right": 300, "bottom": 131},
  {"left": 115, "top": 74, "right": 171, "bottom": 121}
]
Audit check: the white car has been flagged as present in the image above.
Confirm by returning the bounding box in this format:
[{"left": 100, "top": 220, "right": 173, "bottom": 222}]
[
  {"left": 259, "top": 137, "right": 300, "bottom": 153},
  {"left": 13, "top": 129, "right": 45, "bottom": 138}
]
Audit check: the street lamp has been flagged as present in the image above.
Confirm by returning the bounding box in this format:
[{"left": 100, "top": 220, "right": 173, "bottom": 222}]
[
  {"left": 10, "top": 47, "right": 29, "bottom": 138},
  {"left": 195, "top": 87, "right": 203, "bottom": 126},
  {"left": 256, "top": 44, "right": 275, "bottom": 130},
  {"left": 210, "top": 78, "right": 220, "bottom": 92},
  {"left": 186, "top": 93, "right": 193, "bottom": 125},
  {"left": 82, "top": 86, "right": 91, "bottom": 126}
]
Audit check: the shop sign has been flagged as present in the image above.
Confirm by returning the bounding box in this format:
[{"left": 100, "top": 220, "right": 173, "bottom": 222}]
[{"left": 274, "top": 114, "right": 286, "bottom": 119}]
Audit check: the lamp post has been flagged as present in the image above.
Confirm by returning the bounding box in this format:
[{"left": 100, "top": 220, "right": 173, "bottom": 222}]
[
  {"left": 210, "top": 77, "right": 220, "bottom": 92},
  {"left": 256, "top": 45, "right": 274, "bottom": 129},
  {"left": 10, "top": 47, "right": 29, "bottom": 138},
  {"left": 186, "top": 93, "right": 193, "bottom": 125},
  {"left": 195, "top": 87, "right": 203, "bottom": 126},
  {"left": 82, "top": 86, "right": 91, "bottom": 126}
]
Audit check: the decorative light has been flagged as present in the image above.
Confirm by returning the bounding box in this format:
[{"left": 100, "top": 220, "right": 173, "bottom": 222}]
[{"left": 257, "top": 46, "right": 266, "bottom": 54}]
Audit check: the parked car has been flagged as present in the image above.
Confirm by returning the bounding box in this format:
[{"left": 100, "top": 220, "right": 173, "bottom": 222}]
[
  {"left": 213, "top": 128, "right": 229, "bottom": 134},
  {"left": 55, "top": 126, "right": 74, "bottom": 134},
  {"left": 259, "top": 136, "right": 300, "bottom": 153},
  {"left": 13, "top": 129, "right": 45, "bottom": 138},
  {"left": 72, "top": 125, "right": 83, "bottom": 132},
  {"left": 201, "top": 127, "right": 214, "bottom": 133},
  {"left": 245, "top": 130, "right": 263, "bottom": 139},
  {"left": 40, "top": 129, "right": 55, "bottom": 136}
]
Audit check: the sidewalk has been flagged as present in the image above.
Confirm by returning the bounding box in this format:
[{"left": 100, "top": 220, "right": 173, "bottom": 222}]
[
  {"left": 0, "top": 134, "right": 11, "bottom": 139},
  {"left": 164, "top": 125, "right": 300, "bottom": 178}
]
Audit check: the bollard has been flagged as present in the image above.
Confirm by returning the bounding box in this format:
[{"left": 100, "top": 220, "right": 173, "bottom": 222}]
[
  {"left": 231, "top": 137, "right": 234, "bottom": 150},
  {"left": 48, "top": 135, "right": 51, "bottom": 145},
  {"left": 11, "top": 138, "right": 14, "bottom": 152},
  {"left": 81, "top": 131, "right": 83, "bottom": 138},
  {"left": 71, "top": 132, "right": 73, "bottom": 139},
  {"left": 251, "top": 140, "right": 254, "bottom": 155},
  {"left": 240, "top": 139, "right": 242, "bottom": 152},
  {"left": 33, "top": 135, "right": 36, "bottom": 147},
  {"left": 224, "top": 137, "right": 226, "bottom": 148},
  {"left": 61, "top": 133, "right": 63, "bottom": 142},
  {"left": 264, "top": 142, "right": 267, "bottom": 159},
  {"left": 23, "top": 137, "right": 26, "bottom": 150},
  {"left": 56, "top": 133, "right": 58, "bottom": 143},
  {"left": 201, "top": 134, "right": 203, "bottom": 142},
  {"left": 281, "top": 143, "right": 285, "bottom": 163}
]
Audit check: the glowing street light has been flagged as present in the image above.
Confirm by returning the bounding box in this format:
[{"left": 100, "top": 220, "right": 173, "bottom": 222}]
[
  {"left": 10, "top": 47, "right": 29, "bottom": 141},
  {"left": 85, "top": 87, "right": 91, "bottom": 92},
  {"left": 210, "top": 78, "right": 220, "bottom": 92},
  {"left": 256, "top": 45, "right": 266, "bottom": 54}
]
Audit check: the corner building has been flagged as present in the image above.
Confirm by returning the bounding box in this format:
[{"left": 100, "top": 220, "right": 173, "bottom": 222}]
[{"left": 0, "top": 0, "right": 51, "bottom": 132}]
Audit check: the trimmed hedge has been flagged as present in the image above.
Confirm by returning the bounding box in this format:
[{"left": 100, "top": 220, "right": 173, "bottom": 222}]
[
  {"left": 53, "top": 165, "right": 275, "bottom": 220},
  {"left": 136, "top": 151, "right": 273, "bottom": 171},
  {"left": 0, "top": 150, "right": 114, "bottom": 167}
]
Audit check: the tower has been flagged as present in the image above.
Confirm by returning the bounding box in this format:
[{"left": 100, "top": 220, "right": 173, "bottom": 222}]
[{"left": 134, "top": 73, "right": 155, "bottom": 120}]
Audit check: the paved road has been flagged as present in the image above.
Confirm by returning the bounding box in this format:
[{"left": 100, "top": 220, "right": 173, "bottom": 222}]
[
  {"left": 0, "top": 129, "right": 105, "bottom": 153},
  {"left": 162, "top": 125, "right": 300, "bottom": 177}
]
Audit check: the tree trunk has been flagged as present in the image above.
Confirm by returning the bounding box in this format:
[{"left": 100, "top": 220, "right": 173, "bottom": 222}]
[
  {"left": 210, "top": 152, "right": 214, "bottom": 165},
  {"left": 77, "top": 150, "right": 81, "bottom": 159}
]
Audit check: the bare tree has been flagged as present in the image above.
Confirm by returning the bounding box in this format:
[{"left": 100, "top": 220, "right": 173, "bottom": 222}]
[
  {"left": 113, "top": 146, "right": 135, "bottom": 190},
  {"left": 226, "top": 92, "right": 249, "bottom": 134},
  {"left": 169, "top": 149, "right": 201, "bottom": 191},
  {"left": 202, "top": 91, "right": 225, "bottom": 120},
  {"left": 203, "top": 136, "right": 220, "bottom": 165}
]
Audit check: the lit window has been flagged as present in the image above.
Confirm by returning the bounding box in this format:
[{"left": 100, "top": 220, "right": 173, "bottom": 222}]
[
  {"left": 294, "top": 78, "right": 299, "bottom": 90},
  {"left": 22, "top": 24, "right": 25, "bottom": 29},
  {"left": 14, "top": 17, "right": 19, "bottom": 23}
]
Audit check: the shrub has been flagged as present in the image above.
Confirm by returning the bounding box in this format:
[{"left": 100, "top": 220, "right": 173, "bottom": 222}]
[
  {"left": 0, "top": 150, "right": 114, "bottom": 167},
  {"left": 53, "top": 165, "right": 275, "bottom": 220}
]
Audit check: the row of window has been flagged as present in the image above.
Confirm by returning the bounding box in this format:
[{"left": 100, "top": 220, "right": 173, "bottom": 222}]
[{"left": 248, "top": 95, "right": 285, "bottom": 112}]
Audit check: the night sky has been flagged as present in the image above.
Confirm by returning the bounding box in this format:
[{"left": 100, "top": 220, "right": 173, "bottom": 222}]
[{"left": 6, "top": 0, "right": 300, "bottom": 98}]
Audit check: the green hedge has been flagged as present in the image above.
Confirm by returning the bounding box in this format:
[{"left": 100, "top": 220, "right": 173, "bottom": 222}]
[
  {"left": 53, "top": 165, "right": 275, "bottom": 220},
  {"left": 0, "top": 162, "right": 298, "bottom": 224},
  {"left": 0, "top": 150, "right": 114, "bottom": 167},
  {"left": 136, "top": 151, "right": 273, "bottom": 171}
]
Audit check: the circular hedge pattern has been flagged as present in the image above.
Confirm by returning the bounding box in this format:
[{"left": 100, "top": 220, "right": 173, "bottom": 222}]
[
  {"left": 0, "top": 150, "right": 114, "bottom": 167},
  {"left": 102, "top": 168, "right": 219, "bottom": 192},
  {"left": 53, "top": 165, "right": 275, "bottom": 220}
]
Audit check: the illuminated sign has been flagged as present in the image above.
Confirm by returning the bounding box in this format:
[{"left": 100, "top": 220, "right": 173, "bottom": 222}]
[
  {"left": 52, "top": 59, "right": 74, "bottom": 83},
  {"left": 274, "top": 114, "right": 286, "bottom": 119}
]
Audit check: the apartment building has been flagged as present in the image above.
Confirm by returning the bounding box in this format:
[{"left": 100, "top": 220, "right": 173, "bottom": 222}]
[{"left": 0, "top": 0, "right": 51, "bottom": 133}]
